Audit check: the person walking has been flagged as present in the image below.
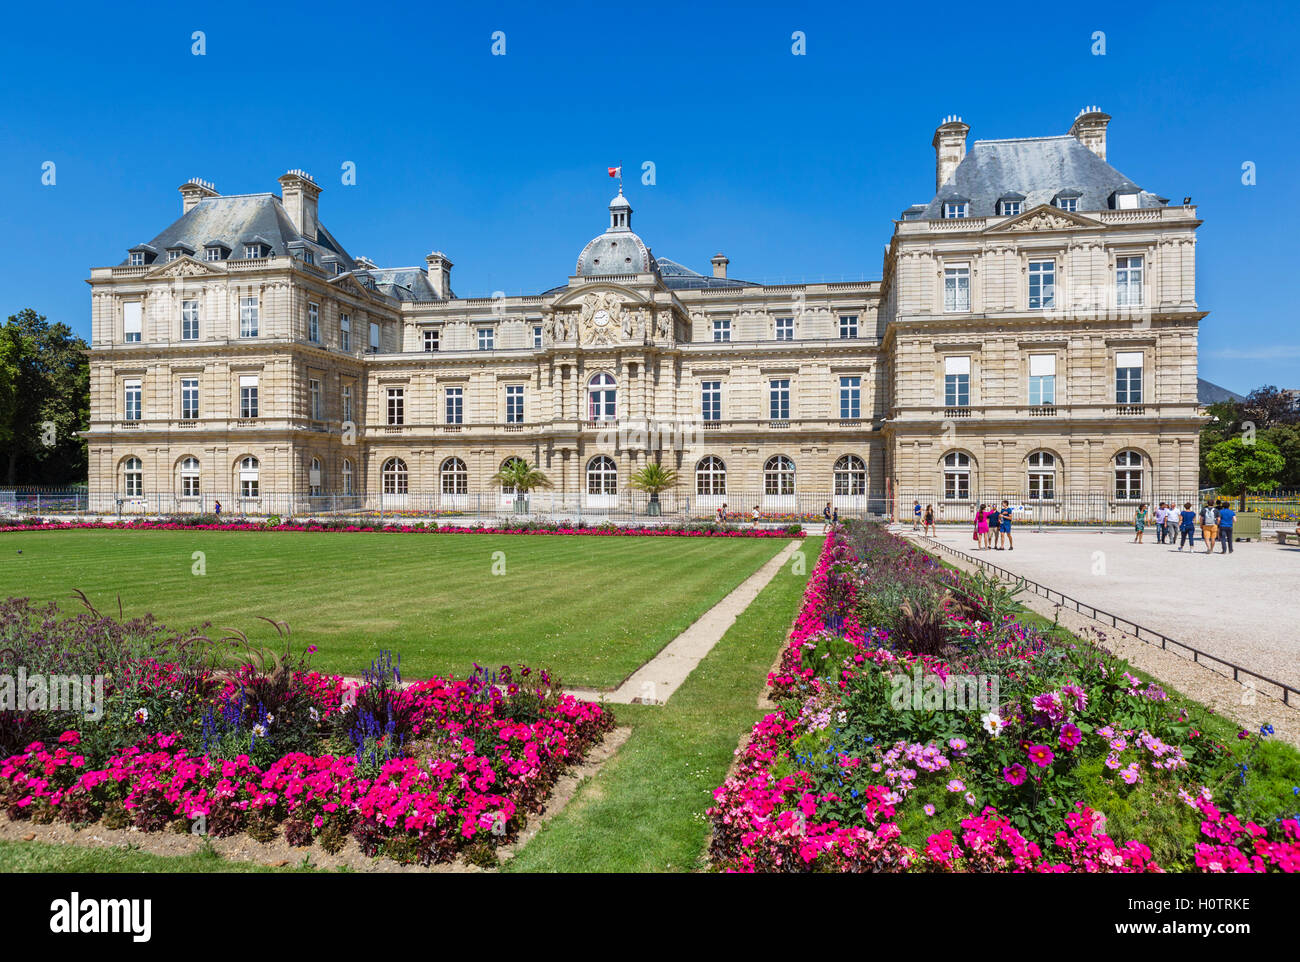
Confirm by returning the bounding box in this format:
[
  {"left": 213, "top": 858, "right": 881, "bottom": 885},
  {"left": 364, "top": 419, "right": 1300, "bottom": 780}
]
[
  {"left": 976, "top": 504, "right": 991, "bottom": 549},
  {"left": 823, "top": 501, "right": 832, "bottom": 525},
  {"left": 913, "top": 500, "right": 922, "bottom": 530},
  {"left": 716, "top": 502, "right": 727, "bottom": 524},
  {"left": 1165, "top": 504, "right": 1179, "bottom": 545},
  {"left": 1200, "top": 500, "right": 1218, "bottom": 554},
  {"left": 1178, "top": 502, "right": 1197, "bottom": 551},
  {"left": 752, "top": 505, "right": 761, "bottom": 526},
  {"left": 998, "top": 500, "right": 1014, "bottom": 551},
  {"left": 1153, "top": 503, "right": 1167, "bottom": 544},
  {"left": 832, "top": 506, "right": 839, "bottom": 525},
  {"left": 923, "top": 504, "right": 935, "bottom": 537},
  {"left": 214, "top": 499, "right": 221, "bottom": 518},
  {"left": 1216, "top": 500, "right": 1235, "bottom": 554},
  {"left": 1133, "top": 503, "right": 1147, "bottom": 543}
]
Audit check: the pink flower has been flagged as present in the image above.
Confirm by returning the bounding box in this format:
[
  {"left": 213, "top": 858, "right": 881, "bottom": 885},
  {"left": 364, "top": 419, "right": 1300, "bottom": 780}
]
[
  {"left": 1026, "top": 744, "right": 1055, "bottom": 768},
  {"left": 1003, "top": 763, "right": 1027, "bottom": 786},
  {"left": 946, "top": 779, "right": 965, "bottom": 793},
  {"left": 1058, "top": 724, "right": 1083, "bottom": 750}
]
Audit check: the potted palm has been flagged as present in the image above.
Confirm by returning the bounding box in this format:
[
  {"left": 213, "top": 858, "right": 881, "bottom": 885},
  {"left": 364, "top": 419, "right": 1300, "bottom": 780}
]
[
  {"left": 492, "top": 459, "right": 554, "bottom": 514},
  {"left": 629, "top": 462, "right": 678, "bottom": 517}
]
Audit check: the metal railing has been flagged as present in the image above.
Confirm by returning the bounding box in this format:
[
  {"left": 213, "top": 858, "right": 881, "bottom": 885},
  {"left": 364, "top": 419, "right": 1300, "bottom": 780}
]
[{"left": 914, "top": 534, "right": 1300, "bottom": 707}]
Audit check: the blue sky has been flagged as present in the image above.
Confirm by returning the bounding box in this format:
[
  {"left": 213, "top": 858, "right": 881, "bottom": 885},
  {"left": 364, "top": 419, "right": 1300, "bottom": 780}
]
[{"left": 0, "top": 0, "right": 1295, "bottom": 393}]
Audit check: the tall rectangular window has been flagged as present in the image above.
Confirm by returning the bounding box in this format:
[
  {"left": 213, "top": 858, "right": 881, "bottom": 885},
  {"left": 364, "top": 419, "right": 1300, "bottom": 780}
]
[
  {"left": 713, "top": 318, "right": 731, "bottom": 342},
  {"left": 341, "top": 384, "right": 353, "bottom": 423},
  {"left": 180, "top": 377, "right": 199, "bottom": 420},
  {"left": 775, "top": 316, "right": 793, "bottom": 341},
  {"left": 478, "top": 327, "right": 494, "bottom": 350},
  {"left": 944, "top": 265, "right": 970, "bottom": 312},
  {"left": 533, "top": 326, "right": 543, "bottom": 348},
  {"left": 369, "top": 322, "right": 380, "bottom": 352},
  {"left": 309, "top": 378, "right": 323, "bottom": 420},
  {"left": 445, "top": 387, "right": 463, "bottom": 424},
  {"left": 124, "top": 302, "right": 142, "bottom": 343},
  {"left": 1028, "top": 354, "right": 1056, "bottom": 405},
  {"left": 944, "top": 356, "right": 971, "bottom": 407},
  {"left": 1116, "top": 256, "right": 1144, "bottom": 308},
  {"left": 839, "top": 376, "right": 861, "bottom": 419},
  {"left": 181, "top": 300, "right": 199, "bottom": 341},
  {"left": 124, "top": 379, "right": 142, "bottom": 420},
  {"left": 839, "top": 315, "right": 859, "bottom": 339},
  {"left": 505, "top": 384, "right": 524, "bottom": 423},
  {"left": 701, "top": 380, "right": 721, "bottom": 421},
  {"left": 239, "top": 375, "right": 259, "bottom": 418},
  {"left": 1116, "top": 351, "right": 1143, "bottom": 404},
  {"left": 340, "top": 314, "right": 351, "bottom": 351},
  {"left": 424, "top": 329, "right": 439, "bottom": 352},
  {"left": 239, "top": 297, "right": 259, "bottom": 338},
  {"left": 1028, "top": 260, "right": 1055, "bottom": 310},
  {"left": 308, "top": 303, "right": 320, "bottom": 343},
  {"left": 769, "top": 379, "right": 790, "bottom": 420},
  {"left": 387, "top": 388, "right": 404, "bottom": 426},
  {"left": 944, "top": 201, "right": 968, "bottom": 219}
]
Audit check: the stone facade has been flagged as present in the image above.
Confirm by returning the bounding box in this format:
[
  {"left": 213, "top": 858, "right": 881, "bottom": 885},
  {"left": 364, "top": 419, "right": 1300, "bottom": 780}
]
[{"left": 84, "top": 108, "right": 1206, "bottom": 517}]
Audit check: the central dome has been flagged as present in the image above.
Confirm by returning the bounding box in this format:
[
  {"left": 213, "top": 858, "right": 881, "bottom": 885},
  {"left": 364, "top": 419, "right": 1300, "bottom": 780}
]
[{"left": 575, "top": 188, "right": 657, "bottom": 277}]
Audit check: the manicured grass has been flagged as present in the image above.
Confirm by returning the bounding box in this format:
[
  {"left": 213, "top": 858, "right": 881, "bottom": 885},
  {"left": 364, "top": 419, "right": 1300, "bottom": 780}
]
[
  {"left": 0, "top": 839, "right": 324, "bottom": 872},
  {"left": 0, "top": 530, "right": 786, "bottom": 688},
  {"left": 504, "top": 537, "right": 822, "bottom": 872}
]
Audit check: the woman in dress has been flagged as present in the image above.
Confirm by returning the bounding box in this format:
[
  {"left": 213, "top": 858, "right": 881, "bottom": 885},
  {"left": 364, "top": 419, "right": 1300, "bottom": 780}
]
[
  {"left": 1133, "top": 503, "right": 1148, "bottom": 543},
  {"left": 975, "top": 504, "right": 990, "bottom": 549},
  {"left": 923, "top": 504, "right": 935, "bottom": 537}
]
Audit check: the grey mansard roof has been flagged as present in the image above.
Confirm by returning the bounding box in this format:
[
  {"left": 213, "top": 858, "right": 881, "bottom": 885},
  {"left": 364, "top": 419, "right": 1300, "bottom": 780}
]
[
  {"left": 360, "top": 267, "right": 440, "bottom": 301},
  {"left": 912, "top": 135, "right": 1168, "bottom": 220},
  {"left": 123, "top": 193, "right": 357, "bottom": 269}
]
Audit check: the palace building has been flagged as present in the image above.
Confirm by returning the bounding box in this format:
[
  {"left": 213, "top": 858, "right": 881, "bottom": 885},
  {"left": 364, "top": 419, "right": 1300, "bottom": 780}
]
[{"left": 84, "top": 107, "right": 1206, "bottom": 518}]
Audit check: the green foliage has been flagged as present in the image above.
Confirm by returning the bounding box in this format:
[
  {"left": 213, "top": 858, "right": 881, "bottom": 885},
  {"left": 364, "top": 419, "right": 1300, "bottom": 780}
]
[
  {"left": 0, "top": 309, "right": 89, "bottom": 485},
  {"left": 627, "top": 462, "right": 679, "bottom": 494},
  {"left": 1205, "top": 436, "right": 1285, "bottom": 504},
  {"left": 491, "top": 458, "right": 554, "bottom": 495}
]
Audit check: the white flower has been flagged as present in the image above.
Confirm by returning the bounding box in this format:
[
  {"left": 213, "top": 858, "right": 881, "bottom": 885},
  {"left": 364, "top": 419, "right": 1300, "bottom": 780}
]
[
  {"left": 253, "top": 723, "right": 267, "bottom": 737},
  {"left": 133, "top": 707, "right": 149, "bottom": 724},
  {"left": 309, "top": 707, "right": 321, "bottom": 723},
  {"left": 981, "top": 711, "right": 1005, "bottom": 737}
]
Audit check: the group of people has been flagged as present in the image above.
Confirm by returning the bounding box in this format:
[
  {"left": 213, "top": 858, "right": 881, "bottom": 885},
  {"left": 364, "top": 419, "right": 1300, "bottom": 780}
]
[
  {"left": 713, "top": 503, "right": 784, "bottom": 526},
  {"left": 913, "top": 502, "right": 936, "bottom": 536},
  {"left": 1134, "top": 500, "right": 1236, "bottom": 553},
  {"left": 971, "top": 501, "right": 1014, "bottom": 550}
]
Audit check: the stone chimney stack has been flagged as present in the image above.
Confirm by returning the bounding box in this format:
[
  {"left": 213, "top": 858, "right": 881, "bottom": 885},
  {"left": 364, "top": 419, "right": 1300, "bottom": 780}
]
[
  {"left": 425, "top": 251, "right": 454, "bottom": 299},
  {"left": 711, "top": 253, "right": 729, "bottom": 279},
  {"left": 277, "top": 169, "right": 322, "bottom": 240},
  {"left": 178, "top": 178, "right": 218, "bottom": 214},
  {"left": 1069, "top": 106, "right": 1111, "bottom": 160},
  {"left": 932, "top": 115, "right": 970, "bottom": 192}
]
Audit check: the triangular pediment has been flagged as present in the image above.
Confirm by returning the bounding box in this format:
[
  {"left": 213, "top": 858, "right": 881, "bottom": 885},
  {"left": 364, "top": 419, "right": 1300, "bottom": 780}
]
[
  {"left": 145, "top": 255, "right": 225, "bottom": 278},
  {"left": 328, "top": 272, "right": 380, "bottom": 302},
  {"left": 983, "top": 203, "right": 1103, "bottom": 234}
]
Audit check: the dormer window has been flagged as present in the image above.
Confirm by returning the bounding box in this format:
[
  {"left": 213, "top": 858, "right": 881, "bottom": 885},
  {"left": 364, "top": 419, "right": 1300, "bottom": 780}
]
[
  {"left": 1111, "top": 188, "right": 1141, "bottom": 211},
  {"left": 127, "top": 245, "right": 157, "bottom": 266},
  {"left": 999, "top": 200, "right": 1021, "bottom": 216},
  {"left": 203, "top": 242, "right": 230, "bottom": 262},
  {"left": 129, "top": 252, "right": 145, "bottom": 266},
  {"left": 167, "top": 250, "right": 180, "bottom": 262},
  {"left": 302, "top": 250, "right": 314, "bottom": 265},
  {"left": 1053, "top": 191, "right": 1081, "bottom": 213},
  {"left": 943, "top": 201, "right": 969, "bottom": 219},
  {"left": 243, "top": 243, "right": 267, "bottom": 259}
]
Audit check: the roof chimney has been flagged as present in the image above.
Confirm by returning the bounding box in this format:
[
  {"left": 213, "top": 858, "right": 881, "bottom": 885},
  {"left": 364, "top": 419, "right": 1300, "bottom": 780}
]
[
  {"left": 178, "top": 178, "right": 218, "bottom": 214},
  {"left": 1069, "top": 106, "right": 1111, "bottom": 160},
  {"left": 710, "top": 253, "right": 729, "bottom": 279},
  {"left": 425, "top": 251, "right": 454, "bottom": 299},
  {"left": 932, "top": 116, "right": 970, "bottom": 192},
  {"left": 277, "top": 169, "right": 322, "bottom": 241}
]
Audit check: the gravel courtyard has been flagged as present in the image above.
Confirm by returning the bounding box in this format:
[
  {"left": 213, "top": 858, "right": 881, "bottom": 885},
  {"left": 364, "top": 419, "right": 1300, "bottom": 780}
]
[{"left": 908, "top": 524, "right": 1300, "bottom": 690}]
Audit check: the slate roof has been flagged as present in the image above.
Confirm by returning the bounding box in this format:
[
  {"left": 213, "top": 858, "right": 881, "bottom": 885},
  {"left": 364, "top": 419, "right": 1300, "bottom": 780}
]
[
  {"left": 360, "top": 267, "right": 442, "bottom": 302},
  {"left": 912, "top": 135, "right": 1168, "bottom": 220},
  {"left": 1197, "top": 378, "right": 1246, "bottom": 405},
  {"left": 123, "top": 193, "right": 357, "bottom": 270}
]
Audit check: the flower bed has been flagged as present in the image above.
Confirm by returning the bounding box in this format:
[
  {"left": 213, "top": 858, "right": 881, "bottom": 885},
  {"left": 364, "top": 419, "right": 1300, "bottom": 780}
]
[
  {"left": 0, "top": 601, "right": 614, "bottom": 865},
  {"left": 0, "top": 518, "right": 802, "bottom": 538},
  {"left": 709, "top": 524, "right": 1300, "bottom": 872}
]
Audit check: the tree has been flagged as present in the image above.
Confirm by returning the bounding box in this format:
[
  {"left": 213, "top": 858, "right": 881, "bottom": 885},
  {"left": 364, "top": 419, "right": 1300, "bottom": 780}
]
[
  {"left": 0, "top": 310, "right": 90, "bottom": 486},
  {"left": 1243, "top": 385, "right": 1299, "bottom": 429},
  {"left": 1204, "top": 436, "right": 1286, "bottom": 510},
  {"left": 491, "top": 458, "right": 553, "bottom": 510},
  {"left": 628, "top": 463, "right": 678, "bottom": 516}
]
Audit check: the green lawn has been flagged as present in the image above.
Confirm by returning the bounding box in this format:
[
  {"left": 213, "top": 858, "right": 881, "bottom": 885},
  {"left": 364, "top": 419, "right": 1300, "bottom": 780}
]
[
  {"left": 0, "top": 530, "right": 787, "bottom": 688},
  {"left": 0, "top": 839, "right": 324, "bottom": 873},
  {"left": 504, "top": 537, "right": 821, "bottom": 872}
]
